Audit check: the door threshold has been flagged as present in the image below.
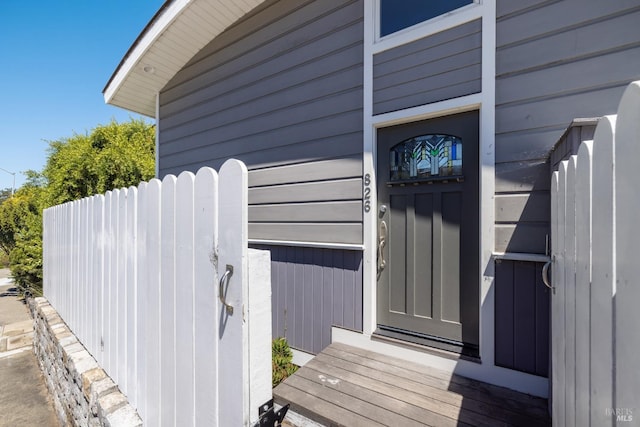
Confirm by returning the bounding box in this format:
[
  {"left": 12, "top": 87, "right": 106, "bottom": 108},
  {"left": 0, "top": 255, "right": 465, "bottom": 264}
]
[{"left": 373, "top": 327, "right": 480, "bottom": 363}]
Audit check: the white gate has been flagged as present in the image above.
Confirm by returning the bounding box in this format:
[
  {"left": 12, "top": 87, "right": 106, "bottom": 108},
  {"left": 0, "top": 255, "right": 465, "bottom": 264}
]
[
  {"left": 551, "top": 81, "right": 640, "bottom": 426},
  {"left": 42, "top": 159, "right": 272, "bottom": 426}
]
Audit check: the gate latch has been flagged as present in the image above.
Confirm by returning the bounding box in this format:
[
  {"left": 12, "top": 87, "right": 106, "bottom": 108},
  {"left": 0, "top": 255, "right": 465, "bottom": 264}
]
[{"left": 253, "top": 399, "right": 289, "bottom": 427}]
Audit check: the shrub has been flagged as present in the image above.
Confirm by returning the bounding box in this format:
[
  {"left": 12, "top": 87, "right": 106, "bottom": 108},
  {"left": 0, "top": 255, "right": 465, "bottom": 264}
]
[{"left": 272, "top": 337, "right": 298, "bottom": 387}]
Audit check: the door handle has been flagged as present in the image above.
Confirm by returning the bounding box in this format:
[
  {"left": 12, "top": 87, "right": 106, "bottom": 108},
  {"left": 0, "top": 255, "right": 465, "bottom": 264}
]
[
  {"left": 377, "top": 220, "right": 388, "bottom": 274},
  {"left": 542, "top": 258, "right": 553, "bottom": 290},
  {"left": 219, "top": 264, "right": 234, "bottom": 314}
]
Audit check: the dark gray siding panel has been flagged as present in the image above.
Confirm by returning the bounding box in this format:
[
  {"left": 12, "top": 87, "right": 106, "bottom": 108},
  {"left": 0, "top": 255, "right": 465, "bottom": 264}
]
[
  {"left": 158, "top": 0, "right": 364, "bottom": 243},
  {"left": 495, "top": 0, "right": 640, "bottom": 253},
  {"left": 495, "top": 260, "right": 550, "bottom": 377},
  {"left": 253, "top": 245, "right": 363, "bottom": 355},
  {"left": 372, "top": 19, "right": 481, "bottom": 115}
]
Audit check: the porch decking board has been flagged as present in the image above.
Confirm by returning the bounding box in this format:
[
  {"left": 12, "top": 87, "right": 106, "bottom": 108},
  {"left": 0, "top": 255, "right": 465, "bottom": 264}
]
[
  {"left": 274, "top": 343, "right": 551, "bottom": 427},
  {"left": 330, "top": 342, "right": 550, "bottom": 420}
]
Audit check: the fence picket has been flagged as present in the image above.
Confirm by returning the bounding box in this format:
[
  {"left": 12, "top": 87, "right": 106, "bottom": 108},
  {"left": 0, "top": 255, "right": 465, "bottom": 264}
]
[
  {"left": 85, "top": 198, "right": 92, "bottom": 354},
  {"left": 590, "top": 115, "right": 616, "bottom": 425},
  {"left": 135, "top": 182, "right": 147, "bottom": 421},
  {"left": 218, "top": 159, "right": 249, "bottom": 426},
  {"left": 95, "top": 195, "right": 105, "bottom": 367},
  {"left": 43, "top": 161, "right": 268, "bottom": 426},
  {"left": 564, "top": 157, "right": 577, "bottom": 427},
  {"left": 574, "top": 141, "right": 593, "bottom": 427},
  {"left": 126, "top": 186, "right": 138, "bottom": 407},
  {"left": 144, "top": 179, "right": 162, "bottom": 426},
  {"left": 176, "top": 171, "right": 196, "bottom": 425},
  {"left": 614, "top": 81, "right": 640, "bottom": 414},
  {"left": 118, "top": 189, "right": 129, "bottom": 391},
  {"left": 112, "top": 189, "right": 122, "bottom": 385},
  {"left": 103, "top": 192, "right": 113, "bottom": 376},
  {"left": 193, "top": 167, "right": 219, "bottom": 426},
  {"left": 553, "top": 162, "right": 568, "bottom": 424},
  {"left": 160, "top": 175, "right": 177, "bottom": 426}
]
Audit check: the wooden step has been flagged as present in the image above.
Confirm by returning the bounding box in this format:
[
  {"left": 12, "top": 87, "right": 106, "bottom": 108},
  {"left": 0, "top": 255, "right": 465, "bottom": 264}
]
[{"left": 274, "top": 343, "right": 551, "bottom": 427}]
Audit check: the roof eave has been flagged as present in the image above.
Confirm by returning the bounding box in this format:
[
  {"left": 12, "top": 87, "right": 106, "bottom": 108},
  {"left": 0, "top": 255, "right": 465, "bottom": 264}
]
[{"left": 103, "top": 0, "right": 265, "bottom": 118}]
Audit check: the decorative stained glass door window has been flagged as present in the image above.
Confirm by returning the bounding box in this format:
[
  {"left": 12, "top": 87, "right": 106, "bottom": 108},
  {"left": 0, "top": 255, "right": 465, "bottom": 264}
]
[{"left": 389, "top": 134, "right": 462, "bottom": 181}]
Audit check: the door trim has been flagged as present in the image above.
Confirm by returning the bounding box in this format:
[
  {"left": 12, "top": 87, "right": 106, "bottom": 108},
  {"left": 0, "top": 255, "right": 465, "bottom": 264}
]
[
  {"left": 374, "top": 111, "right": 480, "bottom": 356},
  {"left": 362, "top": 0, "right": 496, "bottom": 366}
]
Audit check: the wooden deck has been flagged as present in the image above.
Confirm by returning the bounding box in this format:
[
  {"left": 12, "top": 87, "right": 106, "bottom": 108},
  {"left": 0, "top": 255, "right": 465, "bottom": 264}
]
[{"left": 274, "top": 343, "right": 551, "bottom": 427}]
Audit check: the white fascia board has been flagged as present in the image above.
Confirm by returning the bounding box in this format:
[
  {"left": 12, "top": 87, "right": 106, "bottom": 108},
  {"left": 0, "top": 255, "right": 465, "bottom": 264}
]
[
  {"left": 104, "top": 0, "right": 266, "bottom": 117},
  {"left": 103, "top": 0, "right": 191, "bottom": 112}
]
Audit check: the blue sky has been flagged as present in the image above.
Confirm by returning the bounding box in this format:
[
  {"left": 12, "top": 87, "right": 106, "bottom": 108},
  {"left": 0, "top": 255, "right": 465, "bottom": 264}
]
[{"left": 0, "top": 1, "right": 165, "bottom": 191}]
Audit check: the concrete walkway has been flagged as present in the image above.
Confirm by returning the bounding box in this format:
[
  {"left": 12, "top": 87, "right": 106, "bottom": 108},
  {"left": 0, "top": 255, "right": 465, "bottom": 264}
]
[{"left": 0, "top": 269, "right": 59, "bottom": 427}]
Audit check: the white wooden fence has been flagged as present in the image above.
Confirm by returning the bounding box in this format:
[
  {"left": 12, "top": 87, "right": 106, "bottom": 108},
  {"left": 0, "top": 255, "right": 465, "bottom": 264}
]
[
  {"left": 551, "top": 81, "right": 640, "bottom": 426},
  {"left": 42, "top": 159, "right": 272, "bottom": 426}
]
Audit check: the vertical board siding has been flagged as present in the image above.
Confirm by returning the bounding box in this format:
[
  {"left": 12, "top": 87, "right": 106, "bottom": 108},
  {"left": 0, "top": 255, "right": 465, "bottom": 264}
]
[
  {"left": 494, "top": 260, "right": 550, "bottom": 377},
  {"left": 551, "top": 82, "right": 640, "bottom": 426},
  {"left": 372, "top": 19, "right": 482, "bottom": 115},
  {"left": 495, "top": 0, "right": 640, "bottom": 254},
  {"left": 158, "top": 0, "right": 364, "bottom": 244},
  {"left": 253, "top": 245, "right": 363, "bottom": 355},
  {"left": 42, "top": 161, "right": 272, "bottom": 426}
]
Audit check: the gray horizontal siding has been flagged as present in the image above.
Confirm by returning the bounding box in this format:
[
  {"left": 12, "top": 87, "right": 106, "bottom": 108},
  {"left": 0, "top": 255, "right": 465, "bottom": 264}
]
[
  {"left": 157, "top": 0, "right": 364, "bottom": 244},
  {"left": 495, "top": 192, "right": 549, "bottom": 223},
  {"left": 495, "top": 259, "right": 550, "bottom": 378},
  {"left": 373, "top": 19, "right": 481, "bottom": 115},
  {"left": 248, "top": 157, "right": 363, "bottom": 244},
  {"left": 249, "top": 178, "right": 362, "bottom": 204},
  {"left": 495, "top": 0, "right": 640, "bottom": 253},
  {"left": 250, "top": 223, "right": 362, "bottom": 245},
  {"left": 249, "top": 202, "right": 362, "bottom": 223},
  {"left": 252, "top": 245, "right": 363, "bottom": 355}
]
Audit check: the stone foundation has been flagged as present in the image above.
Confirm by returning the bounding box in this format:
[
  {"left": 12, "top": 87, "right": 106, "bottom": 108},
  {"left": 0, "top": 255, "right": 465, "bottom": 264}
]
[{"left": 29, "top": 297, "right": 142, "bottom": 427}]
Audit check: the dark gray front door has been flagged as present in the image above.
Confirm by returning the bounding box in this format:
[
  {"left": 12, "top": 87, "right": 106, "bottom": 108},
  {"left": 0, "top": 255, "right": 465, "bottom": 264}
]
[{"left": 376, "top": 111, "right": 479, "bottom": 355}]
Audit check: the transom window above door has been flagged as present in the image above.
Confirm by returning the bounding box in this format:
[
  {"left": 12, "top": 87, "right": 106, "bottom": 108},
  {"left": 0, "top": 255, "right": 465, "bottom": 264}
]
[
  {"left": 380, "top": 0, "right": 475, "bottom": 37},
  {"left": 389, "top": 134, "right": 463, "bottom": 182}
]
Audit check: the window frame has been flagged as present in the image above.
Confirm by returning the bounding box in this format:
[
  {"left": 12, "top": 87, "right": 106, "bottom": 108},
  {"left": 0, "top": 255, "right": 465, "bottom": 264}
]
[{"left": 374, "top": 0, "right": 481, "bottom": 47}]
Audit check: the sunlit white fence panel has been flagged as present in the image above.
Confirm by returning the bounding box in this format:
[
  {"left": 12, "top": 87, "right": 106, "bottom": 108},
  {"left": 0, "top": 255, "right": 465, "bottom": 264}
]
[
  {"left": 43, "top": 159, "right": 271, "bottom": 426},
  {"left": 551, "top": 81, "right": 640, "bottom": 426}
]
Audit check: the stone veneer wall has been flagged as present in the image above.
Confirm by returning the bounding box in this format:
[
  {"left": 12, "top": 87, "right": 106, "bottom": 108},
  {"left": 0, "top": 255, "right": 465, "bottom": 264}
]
[{"left": 29, "top": 297, "right": 142, "bottom": 427}]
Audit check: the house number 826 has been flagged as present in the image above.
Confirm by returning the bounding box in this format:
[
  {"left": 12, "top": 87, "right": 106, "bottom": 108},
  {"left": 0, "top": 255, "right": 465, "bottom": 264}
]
[{"left": 363, "top": 173, "right": 371, "bottom": 213}]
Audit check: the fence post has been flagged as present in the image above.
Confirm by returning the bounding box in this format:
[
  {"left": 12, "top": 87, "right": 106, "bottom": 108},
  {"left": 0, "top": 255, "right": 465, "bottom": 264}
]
[{"left": 248, "top": 248, "right": 272, "bottom": 422}]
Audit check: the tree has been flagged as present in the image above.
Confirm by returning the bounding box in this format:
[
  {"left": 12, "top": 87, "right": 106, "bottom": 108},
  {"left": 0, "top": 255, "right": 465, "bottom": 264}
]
[
  {"left": 43, "top": 119, "right": 155, "bottom": 206},
  {"left": 0, "top": 186, "right": 42, "bottom": 256},
  {"left": 0, "top": 184, "right": 45, "bottom": 292},
  {"left": 0, "top": 118, "right": 155, "bottom": 294}
]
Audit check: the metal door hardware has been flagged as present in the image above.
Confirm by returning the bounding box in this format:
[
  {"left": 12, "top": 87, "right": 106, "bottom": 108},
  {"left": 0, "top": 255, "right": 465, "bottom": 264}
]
[
  {"left": 254, "top": 399, "right": 289, "bottom": 426},
  {"left": 219, "top": 264, "right": 234, "bottom": 314},
  {"left": 378, "top": 220, "right": 387, "bottom": 274}
]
